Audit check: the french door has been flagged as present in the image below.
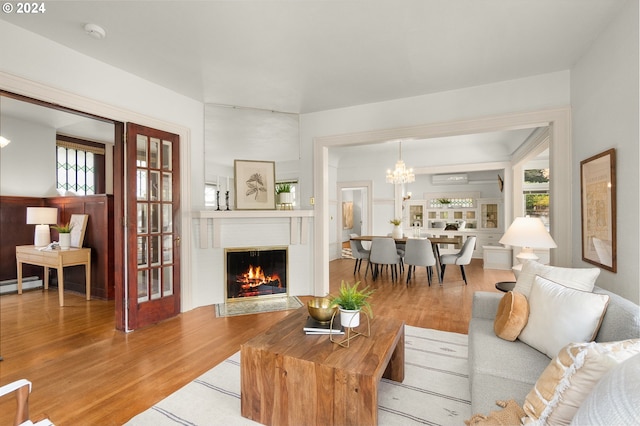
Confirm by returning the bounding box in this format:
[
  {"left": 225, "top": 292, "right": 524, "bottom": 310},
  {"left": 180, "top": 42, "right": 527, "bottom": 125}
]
[{"left": 125, "top": 123, "right": 181, "bottom": 330}]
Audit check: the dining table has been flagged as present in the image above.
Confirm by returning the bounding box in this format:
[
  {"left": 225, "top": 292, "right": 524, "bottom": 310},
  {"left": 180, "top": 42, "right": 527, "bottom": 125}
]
[{"left": 350, "top": 235, "right": 463, "bottom": 283}]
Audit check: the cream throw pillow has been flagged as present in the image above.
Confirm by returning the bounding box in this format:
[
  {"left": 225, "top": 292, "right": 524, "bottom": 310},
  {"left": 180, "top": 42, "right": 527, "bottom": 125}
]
[
  {"left": 523, "top": 339, "right": 640, "bottom": 425},
  {"left": 518, "top": 276, "right": 609, "bottom": 358},
  {"left": 513, "top": 261, "right": 600, "bottom": 298}
]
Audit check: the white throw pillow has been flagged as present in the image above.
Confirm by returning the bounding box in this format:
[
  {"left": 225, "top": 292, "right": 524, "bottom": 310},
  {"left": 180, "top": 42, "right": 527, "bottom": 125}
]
[
  {"left": 518, "top": 276, "right": 609, "bottom": 358},
  {"left": 523, "top": 339, "right": 640, "bottom": 426},
  {"left": 513, "top": 261, "right": 600, "bottom": 298}
]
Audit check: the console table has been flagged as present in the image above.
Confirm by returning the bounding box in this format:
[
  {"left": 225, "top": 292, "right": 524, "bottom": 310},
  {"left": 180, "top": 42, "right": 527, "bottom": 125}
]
[
  {"left": 16, "top": 245, "right": 91, "bottom": 307},
  {"left": 241, "top": 306, "right": 405, "bottom": 425}
]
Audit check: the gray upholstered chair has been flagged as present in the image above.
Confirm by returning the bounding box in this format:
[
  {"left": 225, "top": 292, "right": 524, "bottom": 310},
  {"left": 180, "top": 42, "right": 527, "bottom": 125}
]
[
  {"left": 349, "top": 234, "right": 371, "bottom": 275},
  {"left": 369, "top": 237, "right": 402, "bottom": 281},
  {"left": 440, "top": 236, "right": 476, "bottom": 285},
  {"left": 404, "top": 238, "right": 437, "bottom": 286}
]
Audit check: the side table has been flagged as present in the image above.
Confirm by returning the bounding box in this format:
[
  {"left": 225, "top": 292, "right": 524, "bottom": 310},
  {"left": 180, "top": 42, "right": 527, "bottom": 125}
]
[
  {"left": 495, "top": 281, "right": 516, "bottom": 292},
  {"left": 16, "top": 245, "right": 91, "bottom": 307}
]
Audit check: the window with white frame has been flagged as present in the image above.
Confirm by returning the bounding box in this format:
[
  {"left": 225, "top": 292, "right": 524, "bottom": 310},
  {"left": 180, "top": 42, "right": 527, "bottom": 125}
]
[
  {"left": 204, "top": 182, "right": 219, "bottom": 208},
  {"left": 523, "top": 168, "right": 550, "bottom": 228}
]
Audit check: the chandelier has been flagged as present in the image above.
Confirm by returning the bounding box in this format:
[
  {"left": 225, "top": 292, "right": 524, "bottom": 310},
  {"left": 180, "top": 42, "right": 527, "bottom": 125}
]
[{"left": 386, "top": 141, "right": 415, "bottom": 184}]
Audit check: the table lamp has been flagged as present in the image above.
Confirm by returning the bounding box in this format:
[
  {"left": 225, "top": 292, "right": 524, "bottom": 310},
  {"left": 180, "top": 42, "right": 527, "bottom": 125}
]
[
  {"left": 499, "top": 216, "right": 557, "bottom": 270},
  {"left": 26, "top": 207, "right": 58, "bottom": 247}
]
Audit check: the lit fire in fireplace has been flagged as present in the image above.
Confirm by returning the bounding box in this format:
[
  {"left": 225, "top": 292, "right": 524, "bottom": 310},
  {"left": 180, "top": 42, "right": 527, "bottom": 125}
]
[{"left": 237, "top": 265, "right": 282, "bottom": 290}]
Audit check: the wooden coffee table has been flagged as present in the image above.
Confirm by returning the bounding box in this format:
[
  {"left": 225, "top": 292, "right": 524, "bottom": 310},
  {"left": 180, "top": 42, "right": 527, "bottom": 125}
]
[{"left": 241, "top": 307, "right": 405, "bottom": 426}]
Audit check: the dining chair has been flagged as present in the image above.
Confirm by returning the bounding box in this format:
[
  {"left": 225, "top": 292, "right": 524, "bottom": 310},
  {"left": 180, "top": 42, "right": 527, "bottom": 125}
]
[
  {"left": 404, "top": 238, "right": 437, "bottom": 286},
  {"left": 369, "top": 237, "right": 402, "bottom": 282},
  {"left": 439, "top": 236, "right": 476, "bottom": 285},
  {"left": 387, "top": 233, "right": 405, "bottom": 272},
  {"left": 349, "top": 234, "right": 371, "bottom": 275}
]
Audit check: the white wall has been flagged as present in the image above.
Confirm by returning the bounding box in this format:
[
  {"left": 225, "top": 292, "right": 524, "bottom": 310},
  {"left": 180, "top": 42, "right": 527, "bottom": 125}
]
[
  {"left": 0, "top": 116, "right": 57, "bottom": 196},
  {"left": 0, "top": 20, "right": 207, "bottom": 311},
  {"left": 302, "top": 72, "right": 572, "bottom": 295},
  {"left": 570, "top": 0, "right": 639, "bottom": 303}
]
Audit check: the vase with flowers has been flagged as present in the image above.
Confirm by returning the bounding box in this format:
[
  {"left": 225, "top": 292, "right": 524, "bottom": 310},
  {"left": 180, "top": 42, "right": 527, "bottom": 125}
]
[{"left": 389, "top": 218, "right": 403, "bottom": 239}]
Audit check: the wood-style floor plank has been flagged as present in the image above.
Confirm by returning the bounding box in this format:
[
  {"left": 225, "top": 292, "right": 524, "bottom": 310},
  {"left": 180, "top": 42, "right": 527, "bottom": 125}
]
[{"left": 0, "top": 258, "right": 513, "bottom": 425}]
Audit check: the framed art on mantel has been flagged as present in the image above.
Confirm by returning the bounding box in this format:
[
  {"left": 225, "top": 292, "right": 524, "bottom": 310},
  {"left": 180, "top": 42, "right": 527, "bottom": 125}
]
[
  {"left": 580, "top": 148, "right": 616, "bottom": 272},
  {"left": 234, "top": 160, "right": 276, "bottom": 210}
]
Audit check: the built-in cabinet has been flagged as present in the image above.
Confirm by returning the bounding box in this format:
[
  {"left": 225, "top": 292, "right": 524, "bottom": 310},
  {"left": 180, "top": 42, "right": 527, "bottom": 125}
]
[{"left": 402, "top": 193, "right": 505, "bottom": 259}]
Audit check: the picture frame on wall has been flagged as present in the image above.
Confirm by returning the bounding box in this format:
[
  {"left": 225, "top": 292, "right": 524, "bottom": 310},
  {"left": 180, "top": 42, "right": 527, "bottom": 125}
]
[
  {"left": 580, "top": 148, "right": 616, "bottom": 272},
  {"left": 234, "top": 159, "right": 276, "bottom": 210}
]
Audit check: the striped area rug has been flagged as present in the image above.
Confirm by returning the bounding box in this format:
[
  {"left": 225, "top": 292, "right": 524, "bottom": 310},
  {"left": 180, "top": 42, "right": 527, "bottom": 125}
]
[{"left": 126, "top": 326, "right": 470, "bottom": 425}]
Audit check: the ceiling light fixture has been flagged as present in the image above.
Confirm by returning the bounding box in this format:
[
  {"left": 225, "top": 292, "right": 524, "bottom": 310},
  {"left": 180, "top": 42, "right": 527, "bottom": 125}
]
[
  {"left": 84, "top": 23, "right": 106, "bottom": 40},
  {"left": 386, "top": 141, "right": 415, "bottom": 184},
  {"left": 0, "top": 136, "right": 10, "bottom": 148}
]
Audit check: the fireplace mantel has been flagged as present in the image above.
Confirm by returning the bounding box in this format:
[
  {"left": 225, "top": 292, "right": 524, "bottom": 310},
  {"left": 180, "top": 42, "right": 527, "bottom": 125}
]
[{"left": 195, "top": 210, "right": 314, "bottom": 248}]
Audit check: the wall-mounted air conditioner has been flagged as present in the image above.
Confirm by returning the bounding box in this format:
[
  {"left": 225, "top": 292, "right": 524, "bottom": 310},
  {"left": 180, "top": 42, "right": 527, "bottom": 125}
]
[{"left": 432, "top": 173, "right": 468, "bottom": 185}]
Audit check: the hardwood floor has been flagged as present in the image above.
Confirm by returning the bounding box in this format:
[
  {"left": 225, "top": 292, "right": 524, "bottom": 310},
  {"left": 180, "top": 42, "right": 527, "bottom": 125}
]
[{"left": 0, "top": 258, "right": 513, "bottom": 425}]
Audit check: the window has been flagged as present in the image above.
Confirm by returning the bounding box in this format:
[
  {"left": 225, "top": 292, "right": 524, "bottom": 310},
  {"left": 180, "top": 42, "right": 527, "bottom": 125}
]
[
  {"left": 56, "top": 136, "right": 106, "bottom": 195},
  {"left": 204, "top": 182, "right": 219, "bottom": 208},
  {"left": 524, "top": 168, "right": 549, "bottom": 228}
]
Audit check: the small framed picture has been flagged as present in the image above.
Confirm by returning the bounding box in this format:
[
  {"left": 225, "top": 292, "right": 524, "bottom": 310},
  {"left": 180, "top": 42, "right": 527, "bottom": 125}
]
[
  {"left": 580, "top": 148, "right": 616, "bottom": 272},
  {"left": 234, "top": 160, "right": 276, "bottom": 210}
]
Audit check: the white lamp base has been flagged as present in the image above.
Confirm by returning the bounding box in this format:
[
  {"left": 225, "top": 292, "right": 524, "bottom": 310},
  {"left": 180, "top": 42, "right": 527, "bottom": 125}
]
[
  {"left": 516, "top": 247, "right": 539, "bottom": 262},
  {"left": 34, "top": 224, "right": 51, "bottom": 247}
]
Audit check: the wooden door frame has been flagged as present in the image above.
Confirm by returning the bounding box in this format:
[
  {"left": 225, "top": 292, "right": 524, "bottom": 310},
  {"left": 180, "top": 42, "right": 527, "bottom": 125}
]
[{"left": 0, "top": 74, "right": 193, "bottom": 332}]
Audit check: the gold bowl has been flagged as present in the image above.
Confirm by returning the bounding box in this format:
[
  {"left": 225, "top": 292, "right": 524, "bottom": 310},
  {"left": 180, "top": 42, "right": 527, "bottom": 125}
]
[{"left": 307, "top": 297, "right": 337, "bottom": 323}]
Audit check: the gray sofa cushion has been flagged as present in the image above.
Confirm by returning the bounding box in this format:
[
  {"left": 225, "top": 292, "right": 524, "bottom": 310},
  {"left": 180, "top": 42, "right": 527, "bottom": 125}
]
[{"left": 468, "top": 317, "right": 550, "bottom": 414}]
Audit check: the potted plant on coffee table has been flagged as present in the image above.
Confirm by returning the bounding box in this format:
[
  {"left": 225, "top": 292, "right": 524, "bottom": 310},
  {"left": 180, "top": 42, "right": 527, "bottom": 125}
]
[
  {"left": 329, "top": 280, "right": 374, "bottom": 328},
  {"left": 53, "top": 222, "right": 74, "bottom": 250}
]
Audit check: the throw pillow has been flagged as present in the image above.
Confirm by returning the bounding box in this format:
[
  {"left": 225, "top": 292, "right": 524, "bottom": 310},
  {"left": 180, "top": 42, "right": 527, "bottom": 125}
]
[
  {"left": 570, "top": 352, "right": 640, "bottom": 425},
  {"left": 465, "top": 400, "right": 525, "bottom": 426},
  {"left": 518, "top": 276, "right": 609, "bottom": 358},
  {"left": 513, "top": 261, "right": 600, "bottom": 298},
  {"left": 494, "top": 291, "right": 529, "bottom": 341},
  {"left": 523, "top": 339, "right": 640, "bottom": 426}
]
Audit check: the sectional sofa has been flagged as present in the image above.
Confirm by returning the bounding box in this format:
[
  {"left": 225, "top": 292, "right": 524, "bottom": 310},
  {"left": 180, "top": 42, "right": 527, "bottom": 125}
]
[{"left": 467, "top": 262, "right": 640, "bottom": 424}]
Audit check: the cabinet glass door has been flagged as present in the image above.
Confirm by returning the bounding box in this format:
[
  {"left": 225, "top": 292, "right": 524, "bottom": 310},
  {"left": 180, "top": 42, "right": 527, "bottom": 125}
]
[{"left": 481, "top": 203, "right": 499, "bottom": 228}]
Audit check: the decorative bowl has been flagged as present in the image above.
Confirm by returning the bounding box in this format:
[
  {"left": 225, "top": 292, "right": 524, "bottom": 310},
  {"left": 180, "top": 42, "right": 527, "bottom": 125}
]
[{"left": 307, "top": 297, "right": 337, "bottom": 323}]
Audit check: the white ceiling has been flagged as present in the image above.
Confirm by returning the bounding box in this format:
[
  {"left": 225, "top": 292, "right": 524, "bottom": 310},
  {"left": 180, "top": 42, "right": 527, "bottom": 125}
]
[
  {"left": 0, "top": 0, "right": 624, "bottom": 114},
  {"left": 0, "top": 1, "right": 622, "bottom": 171}
]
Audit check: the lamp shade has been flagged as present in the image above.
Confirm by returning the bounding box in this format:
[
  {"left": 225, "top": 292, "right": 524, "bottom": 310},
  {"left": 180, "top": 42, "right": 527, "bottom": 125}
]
[
  {"left": 26, "top": 207, "right": 58, "bottom": 225},
  {"left": 499, "top": 217, "right": 557, "bottom": 249},
  {"left": 26, "top": 207, "right": 58, "bottom": 246}
]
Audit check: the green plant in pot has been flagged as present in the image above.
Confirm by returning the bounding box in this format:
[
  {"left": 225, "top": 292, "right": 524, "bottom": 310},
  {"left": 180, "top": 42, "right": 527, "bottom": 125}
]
[
  {"left": 52, "top": 222, "right": 74, "bottom": 249},
  {"left": 275, "top": 183, "right": 293, "bottom": 207},
  {"left": 329, "top": 280, "right": 374, "bottom": 328}
]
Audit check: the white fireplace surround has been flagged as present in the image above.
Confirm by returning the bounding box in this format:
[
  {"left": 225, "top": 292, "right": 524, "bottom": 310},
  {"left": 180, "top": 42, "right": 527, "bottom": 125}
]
[{"left": 194, "top": 210, "right": 315, "bottom": 303}]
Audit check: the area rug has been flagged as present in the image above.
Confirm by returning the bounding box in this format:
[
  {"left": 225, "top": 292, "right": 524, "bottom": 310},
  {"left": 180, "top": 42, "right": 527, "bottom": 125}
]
[
  {"left": 214, "top": 296, "right": 303, "bottom": 317},
  {"left": 126, "top": 326, "right": 470, "bottom": 425}
]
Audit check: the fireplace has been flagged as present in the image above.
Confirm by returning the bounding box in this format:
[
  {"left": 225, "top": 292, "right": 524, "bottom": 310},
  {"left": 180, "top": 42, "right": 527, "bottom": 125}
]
[{"left": 225, "top": 247, "right": 288, "bottom": 301}]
